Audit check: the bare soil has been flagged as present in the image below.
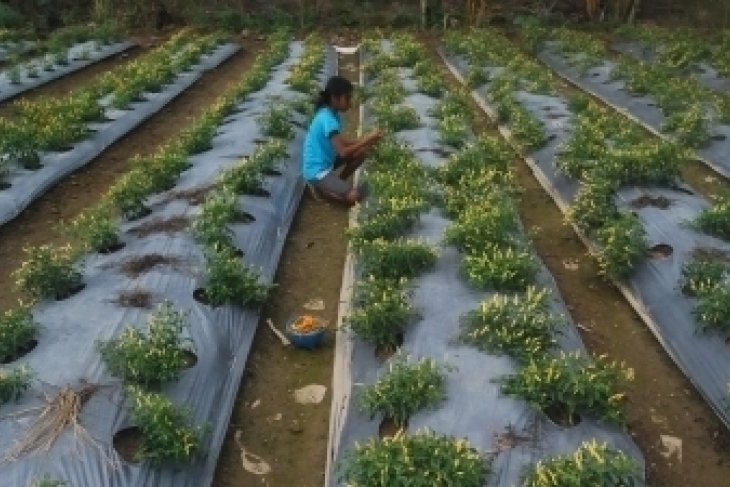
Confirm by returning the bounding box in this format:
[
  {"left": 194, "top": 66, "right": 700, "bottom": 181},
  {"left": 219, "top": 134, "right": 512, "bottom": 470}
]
[{"left": 0, "top": 42, "right": 262, "bottom": 311}]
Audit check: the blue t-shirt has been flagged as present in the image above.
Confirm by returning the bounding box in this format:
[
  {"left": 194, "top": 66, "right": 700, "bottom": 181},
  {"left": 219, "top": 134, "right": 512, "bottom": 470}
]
[{"left": 303, "top": 107, "right": 342, "bottom": 181}]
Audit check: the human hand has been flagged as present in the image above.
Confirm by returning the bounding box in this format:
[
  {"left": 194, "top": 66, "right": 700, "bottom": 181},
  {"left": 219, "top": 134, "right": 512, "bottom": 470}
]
[{"left": 368, "top": 129, "right": 384, "bottom": 141}]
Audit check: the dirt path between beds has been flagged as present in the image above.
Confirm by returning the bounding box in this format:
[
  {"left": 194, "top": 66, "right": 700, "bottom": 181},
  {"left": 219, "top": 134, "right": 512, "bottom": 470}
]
[{"left": 212, "top": 52, "right": 358, "bottom": 487}]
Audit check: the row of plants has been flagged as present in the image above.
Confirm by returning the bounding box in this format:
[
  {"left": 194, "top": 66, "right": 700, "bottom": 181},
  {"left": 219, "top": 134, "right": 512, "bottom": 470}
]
[
  {"left": 453, "top": 30, "right": 730, "bottom": 426},
  {"left": 97, "top": 30, "right": 304, "bottom": 466},
  {"left": 348, "top": 36, "right": 436, "bottom": 352},
  {"left": 342, "top": 35, "right": 639, "bottom": 486},
  {"left": 445, "top": 29, "right": 675, "bottom": 280},
  {"left": 502, "top": 26, "right": 730, "bottom": 339},
  {"left": 438, "top": 133, "right": 634, "bottom": 430},
  {"left": 614, "top": 24, "right": 730, "bottom": 76},
  {"left": 0, "top": 32, "right": 298, "bottom": 468},
  {"left": 434, "top": 54, "right": 639, "bottom": 484},
  {"left": 4, "top": 23, "right": 122, "bottom": 86},
  {"left": 286, "top": 33, "right": 325, "bottom": 94},
  {"left": 543, "top": 27, "right": 730, "bottom": 149},
  {"left": 444, "top": 28, "right": 551, "bottom": 151},
  {"left": 340, "top": 36, "right": 488, "bottom": 486},
  {"left": 0, "top": 31, "right": 225, "bottom": 185}
]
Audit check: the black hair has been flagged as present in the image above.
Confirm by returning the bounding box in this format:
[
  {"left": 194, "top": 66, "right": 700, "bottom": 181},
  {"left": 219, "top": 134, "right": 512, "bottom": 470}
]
[{"left": 315, "top": 75, "right": 354, "bottom": 110}]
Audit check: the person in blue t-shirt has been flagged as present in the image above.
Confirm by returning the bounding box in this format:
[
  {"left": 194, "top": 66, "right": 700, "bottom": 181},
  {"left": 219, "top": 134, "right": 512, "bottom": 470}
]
[{"left": 303, "top": 75, "right": 383, "bottom": 206}]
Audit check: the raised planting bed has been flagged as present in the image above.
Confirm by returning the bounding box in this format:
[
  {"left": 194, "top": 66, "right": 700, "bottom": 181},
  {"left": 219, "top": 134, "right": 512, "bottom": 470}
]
[
  {"left": 528, "top": 26, "right": 730, "bottom": 179},
  {"left": 0, "top": 33, "right": 336, "bottom": 487},
  {"left": 440, "top": 28, "right": 730, "bottom": 431},
  {"left": 0, "top": 23, "right": 133, "bottom": 102},
  {"left": 326, "top": 35, "right": 643, "bottom": 487},
  {"left": 609, "top": 25, "right": 730, "bottom": 93},
  {"left": 0, "top": 33, "right": 238, "bottom": 229}
]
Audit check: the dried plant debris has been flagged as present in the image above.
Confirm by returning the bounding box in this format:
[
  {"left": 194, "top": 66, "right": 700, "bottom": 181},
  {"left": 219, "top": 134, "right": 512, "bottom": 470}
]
[
  {"left": 113, "top": 289, "right": 154, "bottom": 309},
  {"left": 164, "top": 185, "right": 213, "bottom": 206},
  {"left": 128, "top": 215, "right": 190, "bottom": 238},
  {"left": 4, "top": 382, "right": 104, "bottom": 463},
  {"left": 111, "top": 254, "right": 183, "bottom": 278}
]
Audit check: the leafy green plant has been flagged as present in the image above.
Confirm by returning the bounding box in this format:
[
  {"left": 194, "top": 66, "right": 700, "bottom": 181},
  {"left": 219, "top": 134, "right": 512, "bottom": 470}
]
[
  {"left": 523, "top": 440, "right": 639, "bottom": 487},
  {"left": 258, "top": 103, "right": 294, "bottom": 139},
  {"left": 693, "top": 284, "right": 730, "bottom": 333},
  {"left": 437, "top": 136, "right": 512, "bottom": 186},
  {"left": 695, "top": 194, "right": 730, "bottom": 241},
  {"left": 192, "top": 188, "right": 241, "bottom": 250},
  {"left": 501, "top": 351, "right": 633, "bottom": 424},
  {"left": 67, "top": 203, "right": 121, "bottom": 252},
  {"left": 340, "top": 430, "right": 488, "bottom": 487},
  {"left": 438, "top": 114, "right": 469, "bottom": 148},
  {"left": 347, "top": 277, "right": 412, "bottom": 350},
  {"left": 13, "top": 245, "right": 82, "bottom": 300},
  {"left": 98, "top": 302, "right": 192, "bottom": 386},
  {"left": 287, "top": 34, "right": 325, "bottom": 93},
  {"left": 355, "top": 238, "right": 437, "bottom": 280},
  {"left": 359, "top": 355, "right": 445, "bottom": 426},
  {"left": 460, "top": 287, "right": 563, "bottom": 362},
  {"left": 177, "top": 111, "right": 220, "bottom": 154},
  {"left": 350, "top": 196, "right": 428, "bottom": 243},
  {"left": 415, "top": 70, "right": 444, "bottom": 98},
  {"left": 107, "top": 169, "right": 151, "bottom": 220},
  {"left": 219, "top": 139, "right": 286, "bottom": 195},
  {"left": 681, "top": 252, "right": 728, "bottom": 296},
  {"left": 0, "top": 365, "right": 32, "bottom": 405},
  {"left": 594, "top": 213, "right": 647, "bottom": 280},
  {"left": 568, "top": 177, "right": 619, "bottom": 233},
  {"left": 467, "top": 66, "right": 490, "bottom": 88},
  {"left": 203, "top": 245, "right": 270, "bottom": 307},
  {"left": 0, "top": 307, "right": 37, "bottom": 363},
  {"left": 461, "top": 244, "right": 538, "bottom": 292},
  {"left": 431, "top": 90, "right": 472, "bottom": 122},
  {"left": 445, "top": 197, "right": 518, "bottom": 251},
  {"left": 126, "top": 385, "right": 202, "bottom": 465},
  {"left": 371, "top": 103, "right": 420, "bottom": 133},
  {"left": 663, "top": 102, "right": 711, "bottom": 148}
]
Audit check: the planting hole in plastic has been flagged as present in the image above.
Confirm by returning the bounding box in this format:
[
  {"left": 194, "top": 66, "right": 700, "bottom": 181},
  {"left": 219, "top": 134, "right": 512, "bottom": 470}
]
[
  {"left": 375, "top": 332, "right": 404, "bottom": 361},
  {"left": 193, "top": 288, "right": 211, "bottom": 305},
  {"left": 98, "top": 242, "right": 127, "bottom": 255},
  {"left": 379, "top": 417, "right": 406, "bottom": 439},
  {"left": 648, "top": 244, "right": 674, "bottom": 259},
  {"left": 183, "top": 350, "right": 198, "bottom": 369},
  {"left": 55, "top": 282, "right": 86, "bottom": 301},
  {"left": 0, "top": 182, "right": 11, "bottom": 191},
  {"left": 262, "top": 168, "right": 283, "bottom": 177},
  {"left": 113, "top": 427, "right": 142, "bottom": 464},
  {"left": 713, "top": 134, "right": 727, "bottom": 142},
  {"left": 543, "top": 402, "right": 582, "bottom": 427},
  {"left": 246, "top": 187, "right": 271, "bottom": 198},
  {"left": 126, "top": 207, "right": 152, "bottom": 222},
  {"left": 234, "top": 211, "right": 256, "bottom": 224},
  {"left": 1, "top": 339, "right": 38, "bottom": 364},
  {"left": 630, "top": 195, "right": 672, "bottom": 209}
]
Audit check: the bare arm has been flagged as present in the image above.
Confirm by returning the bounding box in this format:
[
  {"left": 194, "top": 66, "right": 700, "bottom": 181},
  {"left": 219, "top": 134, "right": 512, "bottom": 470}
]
[{"left": 331, "top": 130, "right": 383, "bottom": 158}]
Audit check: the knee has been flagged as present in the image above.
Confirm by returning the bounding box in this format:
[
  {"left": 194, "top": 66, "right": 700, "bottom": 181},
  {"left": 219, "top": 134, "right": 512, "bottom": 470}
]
[{"left": 344, "top": 188, "right": 362, "bottom": 206}]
